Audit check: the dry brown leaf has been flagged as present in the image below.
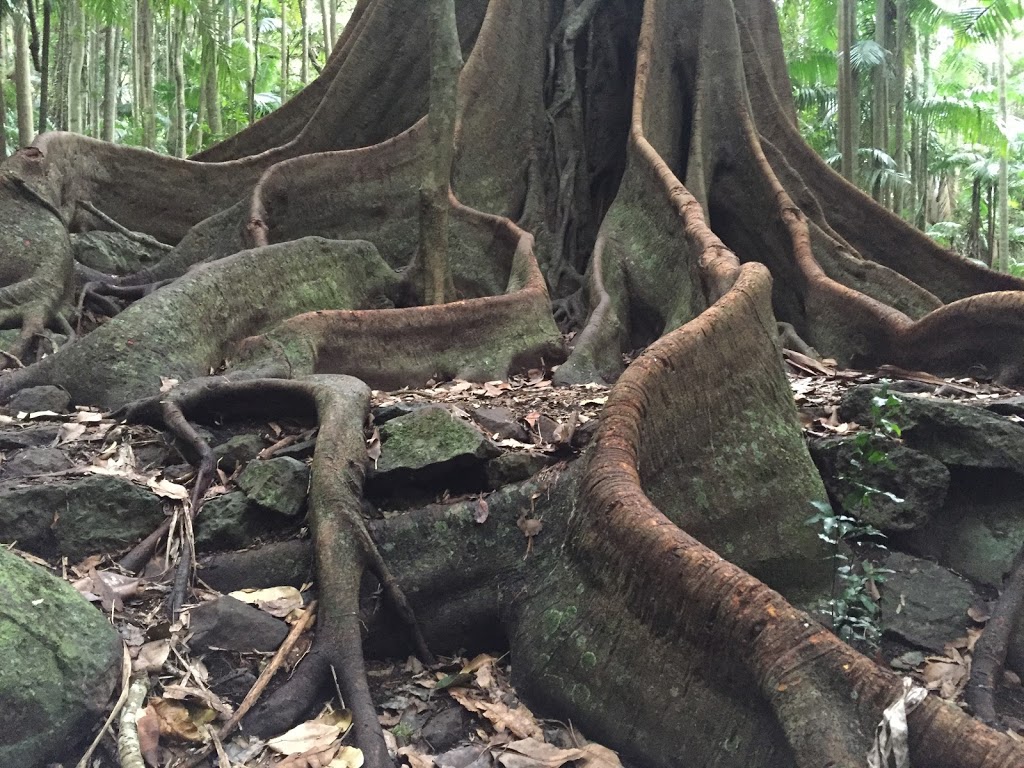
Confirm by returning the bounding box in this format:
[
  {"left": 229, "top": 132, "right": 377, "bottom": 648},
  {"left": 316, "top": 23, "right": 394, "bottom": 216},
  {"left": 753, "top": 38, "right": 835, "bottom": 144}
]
[
  {"left": 396, "top": 746, "right": 433, "bottom": 768},
  {"left": 267, "top": 722, "right": 344, "bottom": 755},
  {"left": 74, "top": 410, "right": 106, "bottom": 423},
  {"left": 576, "top": 743, "right": 623, "bottom": 768},
  {"left": 367, "top": 427, "right": 381, "bottom": 467},
  {"left": 497, "top": 738, "right": 584, "bottom": 767},
  {"left": 448, "top": 689, "right": 543, "bottom": 740},
  {"left": 147, "top": 476, "right": 190, "bottom": 501},
  {"left": 136, "top": 706, "right": 162, "bottom": 767},
  {"left": 517, "top": 517, "right": 543, "bottom": 538},
  {"left": 275, "top": 742, "right": 341, "bottom": 768},
  {"left": 474, "top": 497, "right": 489, "bottom": 524},
  {"left": 229, "top": 586, "right": 305, "bottom": 617},
  {"left": 921, "top": 658, "right": 967, "bottom": 699},
  {"left": 161, "top": 684, "right": 233, "bottom": 717},
  {"left": 148, "top": 697, "right": 206, "bottom": 742},
  {"left": 57, "top": 422, "right": 88, "bottom": 444},
  {"left": 133, "top": 639, "right": 172, "bottom": 674},
  {"left": 329, "top": 746, "right": 365, "bottom": 768}
]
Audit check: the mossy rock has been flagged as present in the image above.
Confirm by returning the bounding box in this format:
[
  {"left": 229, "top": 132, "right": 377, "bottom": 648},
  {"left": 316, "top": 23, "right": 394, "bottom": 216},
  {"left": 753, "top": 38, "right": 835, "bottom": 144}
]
[
  {"left": 0, "top": 476, "right": 165, "bottom": 559},
  {"left": 195, "top": 492, "right": 288, "bottom": 551},
  {"left": 376, "top": 405, "right": 500, "bottom": 475},
  {"left": 237, "top": 457, "right": 310, "bottom": 517},
  {"left": 0, "top": 546, "right": 121, "bottom": 765}
]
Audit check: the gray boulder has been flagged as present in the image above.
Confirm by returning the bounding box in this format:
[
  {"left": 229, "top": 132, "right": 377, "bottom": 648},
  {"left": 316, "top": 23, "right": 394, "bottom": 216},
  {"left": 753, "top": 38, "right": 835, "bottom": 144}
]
[
  {"left": 71, "top": 230, "right": 163, "bottom": 274},
  {"left": 840, "top": 385, "right": 1024, "bottom": 473},
  {"left": 808, "top": 436, "right": 948, "bottom": 532},
  {"left": 6, "top": 385, "right": 72, "bottom": 414},
  {"left": 880, "top": 551, "right": 975, "bottom": 652}
]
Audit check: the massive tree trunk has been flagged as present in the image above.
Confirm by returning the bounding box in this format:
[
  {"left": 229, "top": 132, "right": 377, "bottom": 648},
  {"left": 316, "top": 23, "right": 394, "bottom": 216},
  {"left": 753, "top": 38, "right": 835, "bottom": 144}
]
[{"left": 2, "top": 1, "right": 1024, "bottom": 767}]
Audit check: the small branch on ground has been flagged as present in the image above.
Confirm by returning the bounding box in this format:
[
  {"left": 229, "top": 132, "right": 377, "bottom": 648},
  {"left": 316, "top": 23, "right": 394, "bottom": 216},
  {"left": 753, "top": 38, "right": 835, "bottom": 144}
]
[{"left": 117, "top": 675, "right": 150, "bottom": 768}]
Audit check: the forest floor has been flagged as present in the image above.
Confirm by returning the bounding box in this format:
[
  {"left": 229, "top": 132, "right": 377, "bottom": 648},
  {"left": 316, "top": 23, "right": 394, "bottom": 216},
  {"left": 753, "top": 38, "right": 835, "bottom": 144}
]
[{"left": 5, "top": 358, "right": 1024, "bottom": 767}]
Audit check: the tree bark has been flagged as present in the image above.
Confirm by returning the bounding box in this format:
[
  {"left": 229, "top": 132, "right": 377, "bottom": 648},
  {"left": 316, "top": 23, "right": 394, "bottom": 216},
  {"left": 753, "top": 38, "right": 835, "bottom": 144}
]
[
  {"left": 170, "top": 9, "right": 187, "bottom": 157},
  {"left": 245, "top": 0, "right": 255, "bottom": 123},
  {"left": 139, "top": 0, "right": 156, "bottom": 148},
  {"left": 872, "top": 0, "right": 888, "bottom": 204},
  {"left": 300, "top": 0, "right": 309, "bottom": 84},
  {"left": 893, "top": 0, "right": 907, "bottom": 215},
  {"left": 67, "top": 0, "right": 85, "bottom": 134},
  {"left": 280, "top": 0, "right": 289, "bottom": 102}
]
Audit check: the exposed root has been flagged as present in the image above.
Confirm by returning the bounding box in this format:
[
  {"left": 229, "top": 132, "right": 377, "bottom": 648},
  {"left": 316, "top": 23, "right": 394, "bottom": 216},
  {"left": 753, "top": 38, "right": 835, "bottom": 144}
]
[
  {"left": 966, "top": 546, "right": 1024, "bottom": 729},
  {"left": 122, "top": 375, "right": 431, "bottom": 768},
  {"left": 77, "top": 201, "right": 174, "bottom": 252}
]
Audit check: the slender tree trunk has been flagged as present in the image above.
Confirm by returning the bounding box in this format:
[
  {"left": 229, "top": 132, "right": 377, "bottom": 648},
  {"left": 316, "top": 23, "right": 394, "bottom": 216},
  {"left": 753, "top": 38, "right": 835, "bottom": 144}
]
[
  {"left": 14, "top": 7, "right": 35, "bottom": 146},
  {"left": 102, "top": 25, "right": 117, "bottom": 142},
  {"left": 130, "top": 0, "right": 140, "bottom": 125},
  {"left": 916, "top": 30, "right": 930, "bottom": 229},
  {"left": 194, "top": 49, "right": 207, "bottom": 153},
  {"left": 892, "top": 0, "right": 907, "bottom": 215},
  {"left": 837, "top": 0, "right": 856, "bottom": 182},
  {"left": 140, "top": 0, "right": 155, "bottom": 147},
  {"left": 987, "top": 184, "right": 996, "bottom": 265},
  {"left": 25, "top": 0, "right": 40, "bottom": 72},
  {"left": 200, "top": 0, "right": 223, "bottom": 140},
  {"left": 319, "top": 0, "right": 330, "bottom": 56},
  {"left": 88, "top": 24, "right": 101, "bottom": 136},
  {"left": 328, "top": 0, "right": 335, "bottom": 50},
  {"left": 871, "top": 0, "right": 888, "bottom": 204},
  {"left": 37, "top": 0, "right": 50, "bottom": 134},
  {"left": 280, "top": 0, "right": 289, "bottom": 102},
  {"left": 171, "top": 8, "right": 186, "bottom": 157},
  {"left": 300, "top": 0, "right": 309, "bottom": 84},
  {"left": 419, "top": 0, "right": 460, "bottom": 305},
  {"left": 0, "top": 15, "right": 9, "bottom": 158},
  {"left": 997, "top": 34, "right": 1010, "bottom": 273},
  {"left": 244, "top": 0, "right": 255, "bottom": 123},
  {"left": 67, "top": 0, "right": 85, "bottom": 134},
  {"left": 968, "top": 177, "right": 983, "bottom": 264}
]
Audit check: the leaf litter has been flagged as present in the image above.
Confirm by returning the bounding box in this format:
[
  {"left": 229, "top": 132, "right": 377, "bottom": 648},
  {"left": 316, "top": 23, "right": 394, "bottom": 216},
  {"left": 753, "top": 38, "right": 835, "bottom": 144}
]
[
  {"left": 8, "top": 358, "right": 1024, "bottom": 763},
  {"left": 0, "top": 372, "right": 628, "bottom": 767}
]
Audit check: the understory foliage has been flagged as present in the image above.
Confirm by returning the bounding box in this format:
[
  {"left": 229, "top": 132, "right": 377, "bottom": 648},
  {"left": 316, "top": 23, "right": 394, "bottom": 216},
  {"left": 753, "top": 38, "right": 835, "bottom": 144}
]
[
  {"left": 808, "top": 387, "right": 902, "bottom": 648},
  {"left": 2, "top": 0, "right": 1024, "bottom": 766}
]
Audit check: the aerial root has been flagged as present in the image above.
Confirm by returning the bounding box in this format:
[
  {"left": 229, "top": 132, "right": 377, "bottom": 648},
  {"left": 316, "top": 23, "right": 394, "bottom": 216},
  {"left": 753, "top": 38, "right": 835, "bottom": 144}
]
[
  {"left": 116, "top": 375, "right": 430, "bottom": 767},
  {"left": 966, "top": 544, "right": 1024, "bottom": 729},
  {"left": 76, "top": 279, "right": 175, "bottom": 329},
  {"left": 76, "top": 200, "right": 174, "bottom": 253}
]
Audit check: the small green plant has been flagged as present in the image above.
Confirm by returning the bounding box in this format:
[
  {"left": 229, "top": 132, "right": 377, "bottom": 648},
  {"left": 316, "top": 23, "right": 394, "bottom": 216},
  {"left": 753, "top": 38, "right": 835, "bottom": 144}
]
[{"left": 807, "top": 386, "right": 903, "bottom": 648}]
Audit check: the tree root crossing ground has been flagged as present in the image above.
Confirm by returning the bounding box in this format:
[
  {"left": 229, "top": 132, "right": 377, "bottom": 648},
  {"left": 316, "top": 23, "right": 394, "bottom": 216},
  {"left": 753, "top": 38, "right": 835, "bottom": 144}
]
[{"left": 2, "top": 0, "right": 1024, "bottom": 766}]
